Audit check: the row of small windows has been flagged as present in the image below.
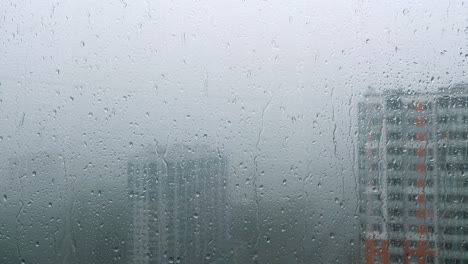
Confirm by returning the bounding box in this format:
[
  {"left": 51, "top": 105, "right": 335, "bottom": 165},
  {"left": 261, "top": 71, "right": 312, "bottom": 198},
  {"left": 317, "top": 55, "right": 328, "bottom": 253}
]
[
  {"left": 361, "top": 193, "right": 468, "bottom": 204},
  {"left": 365, "top": 194, "right": 468, "bottom": 203},
  {"left": 386, "top": 99, "right": 435, "bottom": 111},
  {"left": 361, "top": 163, "right": 468, "bottom": 174},
  {"left": 442, "top": 242, "right": 468, "bottom": 252},
  {"left": 444, "top": 226, "right": 468, "bottom": 235},
  {"left": 384, "top": 162, "right": 468, "bottom": 172},
  {"left": 390, "top": 257, "right": 468, "bottom": 264},
  {"left": 386, "top": 193, "right": 434, "bottom": 201},
  {"left": 441, "top": 195, "right": 468, "bottom": 203},
  {"left": 437, "top": 131, "right": 468, "bottom": 140},
  {"left": 389, "top": 241, "right": 468, "bottom": 253},
  {"left": 388, "top": 239, "right": 435, "bottom": 249},
  {"left": 387, "top": 97, "right": 468, "bottom": 109},
  {"left": 440, "top": 178, "right": 468, "bottom": 187},
  {"left": 362, "top": 132, "right": 436, "bottom": 142},
  {"left": 439, "top": 146, "right": 468, "bottom": 156},
  {"left": 440, "top": 163, "right": 468, "bottom": 172},
  {"left": 365, "top": 194, "right": 465, "bottom": 204},
  {"left": 390, "top": 255, "right": 435, "bottom": 264},
  {"left": 438, "top": 97, "right": 468, "bottom": 108},
  {"left": 386, "top": 116, "right": 431, "bottom": 125},
  {"left": 360, "top": 147, "right": 435, "bottom": 156},
  {"left": 388, "top": 178, "right": 434, "bottom": 187},
  {"left": 387, "top": 147, "right": 434, "bottom": 156},
  {"left": 387, "top": 162, "right": 434, "bottom": 171},
  {"left": 388, "top": 223, "right": 435, "bottom": 233},
  {"left": 444, "top": 259, "right": 468, "bottom": 264},
  {"left": 361, "top": 146, "right": 468, "bottom": 157},
  {"left": 442, "top": 211, "right": 468, "bottom": 219},
  {"left": 449, "top": 147, "right": 468, "bottom": 156},
  {"left": 438, "top": 115, "right": 468, "bottom": 124},
  {"left": 368, "top": 178, "right": 468, "bottom": 188},
  {"left": 365, "top": 115, "right": 468, "bottom": 126},
  {"left": 361, "top": 97, "right": 468, "bottom": 113}
]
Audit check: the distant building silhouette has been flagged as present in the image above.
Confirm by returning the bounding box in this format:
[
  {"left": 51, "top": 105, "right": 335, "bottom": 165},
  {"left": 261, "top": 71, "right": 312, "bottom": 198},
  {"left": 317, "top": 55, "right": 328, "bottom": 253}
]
[
  {"left": 358, "top": 83, "right": 468, "bottom": 263},
  {"left": 128, "top": 144, "right": 228, "bottom": 264}
]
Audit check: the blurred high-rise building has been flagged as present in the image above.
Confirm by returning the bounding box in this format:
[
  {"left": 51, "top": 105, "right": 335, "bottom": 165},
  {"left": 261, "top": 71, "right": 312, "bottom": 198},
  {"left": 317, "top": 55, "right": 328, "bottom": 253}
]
[
  {"left": 127, "top": 144, "right": 228, "bottom": 264},
  {"left": 358, "top": 83, "right": 468, "bottom": 264}
]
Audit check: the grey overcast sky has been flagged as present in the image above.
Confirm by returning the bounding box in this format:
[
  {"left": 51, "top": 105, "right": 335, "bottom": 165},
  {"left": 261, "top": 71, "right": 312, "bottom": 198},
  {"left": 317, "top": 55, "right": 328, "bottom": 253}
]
[{"left": 0, "top": 0, "right": 467, "bottom": 201}]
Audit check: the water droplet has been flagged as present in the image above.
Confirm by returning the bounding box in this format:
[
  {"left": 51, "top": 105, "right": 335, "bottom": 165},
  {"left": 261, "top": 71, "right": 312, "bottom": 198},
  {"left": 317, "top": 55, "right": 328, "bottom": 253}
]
[
  {"left": 80, "top": 41, "right": 85, "bottom": 46},
  {"left": 330, "top": 233, "right": 335, "bottom": 239}
]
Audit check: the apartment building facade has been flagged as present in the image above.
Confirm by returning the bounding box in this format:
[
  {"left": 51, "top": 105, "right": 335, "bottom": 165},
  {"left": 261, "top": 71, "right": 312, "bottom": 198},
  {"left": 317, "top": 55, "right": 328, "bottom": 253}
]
[
  {"left": 359, "top": 83, "right": 468, "bottom": 264},
  {"left": 127, "top": 144, "right": 228, "bottom": 264}
]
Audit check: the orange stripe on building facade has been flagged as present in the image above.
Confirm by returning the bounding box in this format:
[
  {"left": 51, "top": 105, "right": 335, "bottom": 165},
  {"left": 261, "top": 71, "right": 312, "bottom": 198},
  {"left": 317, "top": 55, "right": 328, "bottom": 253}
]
[
  {"left": 416, "top": 209, "right": 426, "bottom": 219},
  {"left": 404, "top": 241, "right": 435, "bottom": 264},
  {"left": 416, "top": 102, "right": 425, "bottom": 112},
  {"left": 416, "top": 163, "right": 426, "bottom": 172},
  {"left": 416, "top": 209, "right": 434, "bottom": 219},
  {"left": 418, "top": 225, "right": 427, "bottom": 235},
  {"left": 403, "top": 104, "right": 433, "bottom": 264},
  {"left": 416, "top": 133, "right": 425, "bottom": 141},
  {"left": 415, "top": 117, "right": 425, "bottom": 127},
  {"left": 366, "top": 240, "right": 389, "bottom": 264},
  {"left": 417, "top": 194, "right": 426, "bottom": 204},
  {"left": 416, "top": 148, "right": 426, "bottom": 157},
  {"left": 416, "top": 179, "right": 425, "bottom": 188}
]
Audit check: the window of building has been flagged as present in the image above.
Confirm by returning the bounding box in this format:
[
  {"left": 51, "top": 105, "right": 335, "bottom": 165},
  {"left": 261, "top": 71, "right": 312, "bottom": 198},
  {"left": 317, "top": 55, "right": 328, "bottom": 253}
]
[
  {"left": 387, "top": 147, "right": 404, "bottom": 155},
  {"left": 387, "top": 116, "right": 403, "bottom": 125},
  {"left": 389, "top": 209, "right": 403, "bottom": 217},
  {"left": 387, "top": 98, "right": 403, "bottom": 110},
  {"left": 463, "top": 115, "right": 468, "bottom": 124},
  {"left": 389, "top": 193, "right": 403, "bottom": 201},
  {"left": 388, "top": 178, "right": 402, "bottom": 186}
]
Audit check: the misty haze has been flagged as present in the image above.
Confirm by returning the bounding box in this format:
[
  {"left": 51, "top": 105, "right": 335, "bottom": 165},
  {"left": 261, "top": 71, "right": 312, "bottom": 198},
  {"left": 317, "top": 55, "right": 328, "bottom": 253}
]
[{"left": 1, "top": 1, "right": 467, "bottom": 263}]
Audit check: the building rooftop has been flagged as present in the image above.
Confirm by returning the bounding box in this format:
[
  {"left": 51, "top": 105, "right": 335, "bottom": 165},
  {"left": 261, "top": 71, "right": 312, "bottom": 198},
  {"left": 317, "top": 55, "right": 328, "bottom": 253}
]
[{"left": 364, "top": 82, "right": 468, "bottom": 97}]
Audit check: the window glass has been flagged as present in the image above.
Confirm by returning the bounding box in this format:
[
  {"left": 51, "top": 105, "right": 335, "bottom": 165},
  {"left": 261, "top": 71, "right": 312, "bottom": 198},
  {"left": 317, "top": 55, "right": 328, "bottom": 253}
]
[{"left": 0, "top": 1, "right": 467, "bottom": 263}]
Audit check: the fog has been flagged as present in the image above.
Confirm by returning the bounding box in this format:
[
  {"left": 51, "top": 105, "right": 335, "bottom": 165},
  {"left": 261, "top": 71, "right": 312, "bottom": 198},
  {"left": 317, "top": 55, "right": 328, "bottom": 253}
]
[{"left": 0, "top": 0, "right": 467, "bottom": 263}]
